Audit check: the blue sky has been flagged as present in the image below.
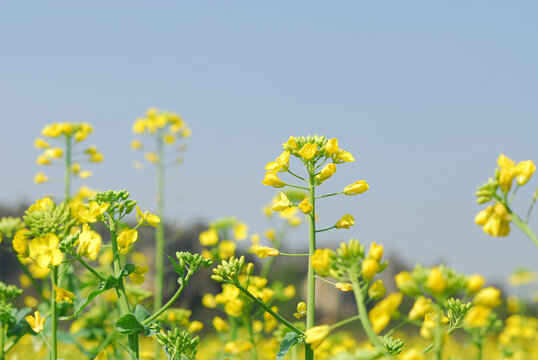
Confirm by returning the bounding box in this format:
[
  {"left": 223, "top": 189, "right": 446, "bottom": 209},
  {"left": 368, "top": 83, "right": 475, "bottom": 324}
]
[{"left": 1, "top": 1, "right": 537, "bottom": 286}]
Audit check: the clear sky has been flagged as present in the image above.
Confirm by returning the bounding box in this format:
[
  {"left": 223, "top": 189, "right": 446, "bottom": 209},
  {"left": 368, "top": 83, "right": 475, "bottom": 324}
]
[{"left": 1, "top": 1, "right": 537, "bottom": 286}]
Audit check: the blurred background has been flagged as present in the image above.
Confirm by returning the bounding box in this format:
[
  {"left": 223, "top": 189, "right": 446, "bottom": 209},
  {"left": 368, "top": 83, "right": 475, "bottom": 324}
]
[{"left": 1, "top": 1, "right": 537, "bottom": 295}]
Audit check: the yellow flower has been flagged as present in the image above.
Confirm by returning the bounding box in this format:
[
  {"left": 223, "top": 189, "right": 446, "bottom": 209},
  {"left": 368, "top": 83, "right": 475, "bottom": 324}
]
[
  {"left": 367, "top": 242, "right": 383, "bottom": 262},
  {"left": 282, "top": 136, "right": 299, "bottom": 151},
  {"left": 515, "top": 160, "right": 535, "bottom": 186},
  {"left": 130, "top": 139, "right": 143, "bottom": 150},
  {"left": 117, "top": 229, "right": 138, "bottom": 249},
  {"left": 473, "top": 286, "right": 502, "bottom": 308},
  {"left": 298, "top": 198, "right": 313, "bottom": 214},
  {"left": 305, "top": 325, "right": 330, "bottom": 349},
  {"left": 324, "top": 138, "right": 339, "bottom": 156},
  {"left": 333, "top": 149, "right": 355, "bottom": 163},
  {"left": 89, "top": 152, "right": 104, "bottom": 163},
  {"left": 298, "top": 143, "right": 318, "bottom": 160},
  {"left": 262, "top": 172, "right": 286, "bottom": 188},
  {"left": 343, "top": 180, "right": 369, "bottom": 195},
  {"left": 369, "top": 306, "right": 390, "bottom": 333},
  {"left": 311, "top": 248, "right": 331, "bottom": 276},
  {"left": 475, "top": 202, "right": 511, "bottom": 237},
  {"left": 426, "top": 267, "right": 446, "bottom": 294},
  {"left": 34, "top": 138, "right": 50, "bottom": 149},
  {"left": 129, "top": 265, "right": 149, "bottom": 284},
  {"left": 26, "top": 311, "right": 45, "bottom": 333},
  {"left": 29, "top": 233, "right": 63, "bottom": 268},
  {"left": 272, "top": 192, "right": 291, "bottom": 211},
  {"left": 466, "top": 274, "right": 485, "bottom": 294},
  {"left": 54, "top": 285, "right": 74, "bottom": 303},
  {"left": 255, "top": 246, "right": 280, "bottom": 258},
  {"left": 218, "top": 240, "right": 236, "bottom": 259},
  {"left": 202, "top": 294, "right": 217, "bottom": 308},
  {"left": 497, "top": 154, "right": 517, "bottom": 192},
  {"left": 283, "top": 285, "right": 296, "bottom": 298},
  {"left": 293, "top": 301, "right": 307, "bottom": 318},
  {"left": 44, "top": 147, "right": 63, "bottom": 158},
  {"left": 233, "top": 222, "right": 248, "bottom": 240},
  {"left": 144, "top": 152, "right": 158, "bottom": 164},
  {"left": 188, "top": 321, "right": 204, "bottom": 333},
  {"left": 34, "top": 172, "right": 49, "bottom": 184},
  {"left": 41, "top": 123, "right": 62, "bottom": 137},
  {"left": 74, "top": 202, "right": 109, "bottom": 223},
  {"left": 368, "top": 280, "right": 386, "bottom": 300},
  {"left": 199, "top": 229, "right": 218, "bottom": 246},
  {"left": 335, "top": 214, "right": 354, "bottom": 229},
  {"left": 78, "top": 170, "right": 92, "bottom": 179},
  {"left": 133, "top": 118, "right": 146, "bottom": 133},
  {"left": 212, "top": 316, "right": 230, "bottom": 332},
  {"left": 361, "top": 259, "right": 379, "bottom": 282},
  {"left": 264, "top": 228, "right": 276, "bottom": 241},
  {"left": 24, "top": 296, "right": 39, "bottom": 308},
  {"left": 36, "top": 155, "right": 51, "bottom": 165},
  {"left": 420, "top": 312, "right": 449, "bottom": 339},
  {"left": 315, "top": 163, "right": 336, "bottom": 183},
  {"left": 408, "top": 296, "right": 434, "bottom": 320},
  {"left": 136, "top": 206, "right": 160, "bottom": 227},
  {"left": 400, "top": 348, "right": 426, "bottom": 360},
  {"left": 335, "top": 282, "right": 353, "bottom": 291},
  {"left": 77, "top": 223, "right": 101, "bottom": 261},
  {"left": 464, "top": 305, "right": 491, "bottom": 327},
  {"left": 28, "top": 197, "right": 54, "bottom": 212},
  {"left": 13, "top": 229, "right": 30, "bottom": 257}
]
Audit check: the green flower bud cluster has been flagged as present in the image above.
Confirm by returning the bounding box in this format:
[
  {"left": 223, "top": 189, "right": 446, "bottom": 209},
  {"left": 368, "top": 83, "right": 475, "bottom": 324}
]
[
  {"left": 378, "top": 334, "right": 403, "bottom": 356},
  {"left": 445, "top": 298, "right": 472, "bottom": 331},
  {"left": 59, "top": 232, "right": 80, "bottom": 254},
  {"left": 211, "top": 256, "right": 245, "bottom": 283},
  {"left": 284, "top": 135, "right": 328, "bottom": 153},
  {"left": 154, "top": 326, "right": 199, "bottom": 360},
  {"left": 24, "top": 201, "right": 76, "bottom": 239},
  {"left": 89, "top": 190, "right": 137, "bottom": 220},
  {"left": 0, "top": 217, "right": 24, "bottom": 240},
  {"left": 475, "top": 177, "right": 499, "bottom": 204},
  {"left": 176, "top": 252, "right": 213, "bottom": 274},
  {"left": 412, "top": 264, "right": 468, "bottom": 298},
  {"left": 0, "top": 282, "right": 23, "bottom": 302}
]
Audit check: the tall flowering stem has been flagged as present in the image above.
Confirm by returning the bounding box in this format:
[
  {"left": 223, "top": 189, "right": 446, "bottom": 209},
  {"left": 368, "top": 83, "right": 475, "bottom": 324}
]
[
  {"left": 50, "top": 266, "right": 58, "bottom": 360},
  {"left": 305, "top": 164, "right": 316, "bottom": 360},
  {"left": 155, "top": 130, "right": 165, "bottom": 315}
]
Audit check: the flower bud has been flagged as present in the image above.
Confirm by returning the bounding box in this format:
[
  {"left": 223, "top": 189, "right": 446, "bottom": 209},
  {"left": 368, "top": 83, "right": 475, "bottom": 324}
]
[{"left": 362, "top": 259, "right": 379, "bottom": 282}]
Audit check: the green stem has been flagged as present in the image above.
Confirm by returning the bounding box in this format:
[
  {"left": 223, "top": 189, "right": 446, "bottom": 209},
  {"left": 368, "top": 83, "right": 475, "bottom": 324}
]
[
  {"left": 329, "top": 314, "right": 361, "bottom": 330},
  {"left": 1, "top": 321, "right": 5, "bottom": 360},
  {"left": 432, "top": 307, "right": 443, "bottom": 360},
  {"left": 142, "top": 273, "right": 190, "bottom": 325},
  {"left": 109, "top": 216, "right": 137, "bottom": 358},
  {"left": 422, "top": 343, "right": 434, "bottom": 354},
  {"left": 526, "top": 198, "right": 536, "bottom": 223},
  {"left": 511, "top": 213, "right": 538, "bottom": 246},
  {"left": 384, "top": 318, "right": 409, "bottom": 337},
  {"left": 476, "top": 340, "right": 483, "bottom": 360},
  {"left": 51, "top": 266, "right": 58, "bottom": 360},
  {"left": 315, "top": 191, "right": 344, "bottom": 200},
  {"left": 233, "top": 282, "right": 303, "bottom": 336},
  {"left": 92, "top": 330, "right": 116, "bottom": 359},
  {"left": 16, "top": 256, "right": 47, "bottom": 302},
  {"left": 155, "top": 132, "right": 165, "bottom": 314},
  {"left": 73, "top": 254, "right": 107, "bottom": 281},
  {"left": 280, "top": 252, "right": 309, "bottom": 257},
  {"left": 245, "top": 311, "right": 259, "bottom": 360},
  {"left": 285, "top": 183, "right": 309, "bottom": 191},
  {"left": 349, "top": 270, "right": 384, "bottom": 350},
  {"left": 315, "top": 226, "right": 335, "bottom": 233},
  {"left": 305, "top": 164, "right": 316, "bottom": 360}
]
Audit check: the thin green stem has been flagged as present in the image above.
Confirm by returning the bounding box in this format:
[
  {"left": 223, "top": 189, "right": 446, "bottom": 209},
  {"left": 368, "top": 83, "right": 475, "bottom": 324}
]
[
  {"left": 433, "top": 307, "right": 443, "bottom": 360},
  {"left": 287, "top": 169, "right": 308, "bottom": 182},
  {"left": 245, "top": 311, "right": 259, "bottom": 360},
  {"left": 422, "top": 343, "right": 434, "bottom": 354},
  {"left": 384, "top": 318, "right": 410, "bottom": 337},
  {"left": 280, "top": 252, "right": 309, "bottom": 257},
  {"left": 508, "top": 185, "right": 519, "bottom": 205},
  {"left": 314, "top": 275, "right": 337, "bottom": 287},
  {"left": 92, "top": 330, "right": 116, "bottom": 359},
  {"left": 330, "top": 315, "right": 361, "bottom": 330},
  {"left": 315, "top": 191, "right": 344, "bottom": 200},
  {"left": 1, "top": 321, "right": 5, "bottom": 360},
  {"left": 285, "top": 183, "right": 309, "bottom": 191},
  {"left": 73, "top": 254, "right": 107, "bottom": 281},
  {"left": 526, "top": 198, "right": 536, "bottom": 223},
  {"left": 155, "top": 131, "right": 165, "bottom": 315},
  {"left": 349, "top": 269, "right": 384, "bottom": 350},
  {"left": 305, "top": 163, "right": 316, "bottom": 360},
  {"left": 511, "top": 213, "right": 538, "bottom": 246},
  {"left": 142, "top": 273, "right": 190, "bottom": 325},
  {"left": 233, "top": 281, "right": 303, "bottom": 336},
  {"left": 51, "top": 266, "right": 58, "bottom": 360},
  {"left": 40, "top": 332, "right": 53, "bottom": 352},
  {"left": 16, "top": 257, "right": 47, "bottom": 302},
  {"left": 315, "top": 226, "right": 335, "bottom": 233}
]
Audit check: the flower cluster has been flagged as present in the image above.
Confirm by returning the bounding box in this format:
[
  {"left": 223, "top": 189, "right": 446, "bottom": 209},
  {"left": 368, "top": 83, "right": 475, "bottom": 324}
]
[{"left": 34, "top": 122, "right": 103, "bottom": 184}]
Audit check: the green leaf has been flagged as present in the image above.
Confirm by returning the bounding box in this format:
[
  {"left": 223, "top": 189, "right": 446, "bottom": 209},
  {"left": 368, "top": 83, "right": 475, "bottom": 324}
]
[
  {"left": 276, "top": 332, "right": 303, "bottom": 360},
  {"left": 116, "top": 313, "right": 145, "bottom": 334},
  {"left": 121, "top": 264, "right": 136, "bottom": 277},
  {"left": 59, "top": 276, "right": 117, "bottom": 321},
  {"left": 134, "top": 304, "right": 151, "bottom": 322},
  {"left": 168, "top": 255, "right": 184, "bottom": 277}
]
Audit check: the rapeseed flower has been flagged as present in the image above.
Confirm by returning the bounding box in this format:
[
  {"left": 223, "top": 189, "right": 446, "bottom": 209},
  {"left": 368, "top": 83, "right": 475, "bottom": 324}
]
[
  {"left": 77, "top": 224, "right": 101, "bottom": 261},
  {"left": 29, "top": 233, "right": 63, "bottom": 268},
  {"left": 343, "top": 180, "right": 369, "bottom": 195},
  {"left": 26, "top": 311, "right": 45, "bottom": 333},
  {"left": 54, "top": 285, "right": 74, "bottom": 303},
  {"left": 136, "top": 206, "right": 160, "bottom": 227},
  {"left": 305, "top": 325, "right": 330, "bottom": 349},
  {"left": 335, "top": 214, "right": 354, "bottom": 229},
  {"left": 117, "top": 229, "right": 138, "bottom": 250},
  {"left": 475, "top": 201, "right": 511, "bottom": 237}
]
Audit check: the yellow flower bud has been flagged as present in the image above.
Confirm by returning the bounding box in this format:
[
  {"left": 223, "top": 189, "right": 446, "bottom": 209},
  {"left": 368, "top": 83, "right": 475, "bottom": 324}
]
[
  {"left": 36, "top": 155, "right": 51, "bottom": 165},
  {"left": 395, "top": 271, "right": 419, "bottom": 296},
  {"left": 408, "top": 296, "right": 433, "bottom": 320},
  {"left": 44, "top": 147, "right": 63, "bottom": 158},
  {"left": 473, "top": 286, "right": 502, "bottom": 308},
  {"left": 311, "top": 248, "right": 332, "bottom": 276},
  {"left": 464, "top": 305, "right": 491, "bottom": 327},
  {"left": 293, "top": 301, "right": 307, "bottom": 318},
  {"left": 466, "top": 274, "right": 485, "bottom": 294},
  {"left": 202, "top": 294, "right": 217, "bottom": 308},
  {"left": 344, "top": 180, "right": 369, "bottom": 195},
  {"left": 34, "top": 138, "right": 50, "bottom": 149},
  {"left": 426, "top": 267, "right": 446, "bottom": 294},
  {"left": 368, "top": 280, "right": 386, "bottom": 300},
  {"left": 305, "top": 325, "right": 330, "bottom": 349},
  {"left": 298, "top": 198, "right": 313, "bottom": 214},
  {"left": 315, "top": 163, "right": 336, "bottom": 183},
  {"left": 212, "top": 316, "right": 230, "bottom": 332},
  {"left": 255, "top": 246, "right": 280, "bottom": 258},
  {"left": 262, "top": 172, "right": 286, "bottom": 188},
  {"left": 368, "top": 242, "right": 383, "bottom": 262},
  {"left": 298, "top": 143, "right": 318, "bottom": 160},
  {"left": 199, "top": 229, "right": 218, "bottom": 246},
  {"left": 335, "top": 214, "right": 354, "bottom": 229},
  {"left": 282, "top": 136, "right": 298, "bottom": 151},
  {"left": 188, "top": 320, "right": 204, "bottom": 333},
  {"left": 272, "top": 192, "right": 291, "bottom": 211},
  {"left": 362, "top": 259, "right": 379, "bottom": 282},
  {"left": 131, "top": 139, "right": 143, "bottom": 150},
  {"left": 515, "top": 160, "right": 535, "bottom": 186},
  {"left": 335, "top": 282, "right": 353, "bottom": 291},
  {"left": 324, "top": 138, "right": 339, "bottom": 156}
]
